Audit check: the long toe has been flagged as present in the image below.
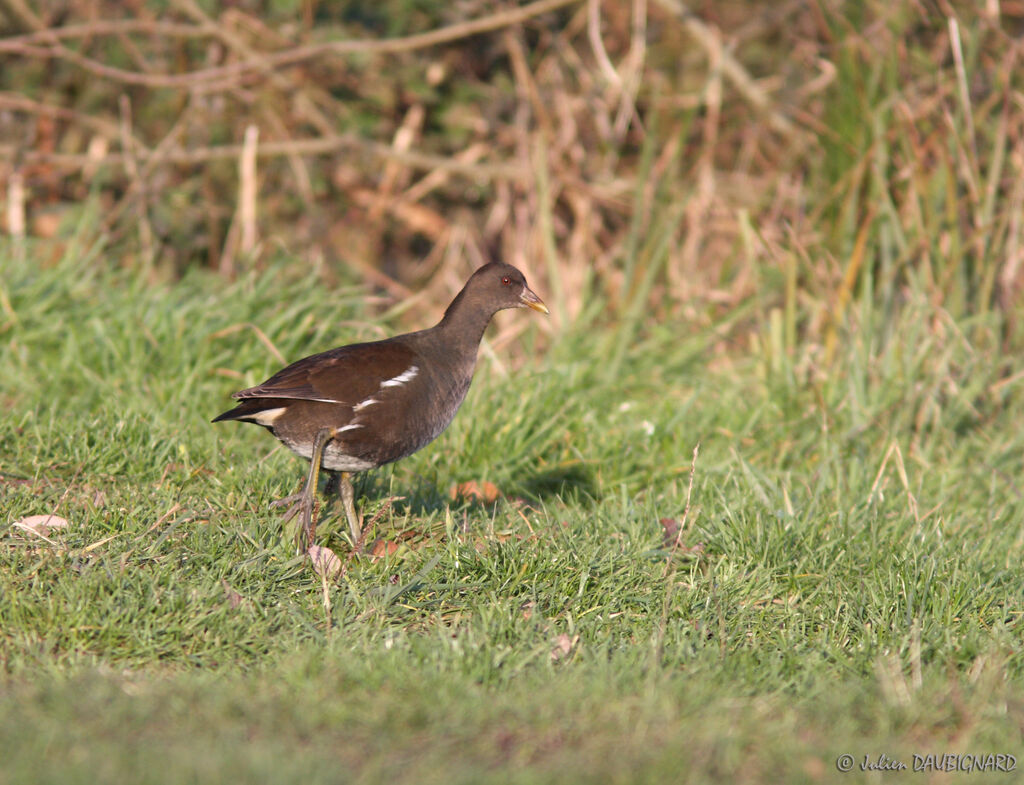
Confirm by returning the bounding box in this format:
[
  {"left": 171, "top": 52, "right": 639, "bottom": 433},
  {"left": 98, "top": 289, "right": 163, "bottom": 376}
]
[
  {"left": 297, "top": 492, "right": 318, "bottom": 554},
  {"left": 270, "top": 491, "right": 305, "bottom": 509},
  {"left": 270, "top": 492, "right": 306, "bottom": 524}
]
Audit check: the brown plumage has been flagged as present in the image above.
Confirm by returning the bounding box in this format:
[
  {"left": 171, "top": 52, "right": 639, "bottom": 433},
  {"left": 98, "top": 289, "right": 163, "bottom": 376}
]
[{"left": 214, "top": 262, "right": 547, "bottom": 551}]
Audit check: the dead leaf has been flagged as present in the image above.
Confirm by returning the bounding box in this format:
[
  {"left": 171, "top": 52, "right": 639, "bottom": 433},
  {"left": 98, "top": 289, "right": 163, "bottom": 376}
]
[
  {"left": 12, "top": 514, "right": 70, "bottom": 538},
  {"left": 220, "top": 579, "right": 246, "bottom": 609},
  {"left": 449, "top": 480, "right": 501, "bottom": 504},
  {"left": 550, "top": 633, "right": 579, "bottom": 661},
  {"left": 369, "top": 539, "right": 399, "bottom": 560},
  {"left": 677, "top": 542, "right": 705, "bottom": 557},
  {"left": 659, "top": 517, "right": 680, "bottom": 548},
  {"left": 307, "top": 545, "right": 342, "bottom": 578},
  {"left": 660, "top": 518, "right": 704, "bottom": 557}
]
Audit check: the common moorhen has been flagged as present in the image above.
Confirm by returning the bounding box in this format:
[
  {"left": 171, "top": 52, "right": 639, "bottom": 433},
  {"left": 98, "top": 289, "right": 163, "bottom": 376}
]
[{"left": 213, "top": 262, "right": 547, "bottom": 550}]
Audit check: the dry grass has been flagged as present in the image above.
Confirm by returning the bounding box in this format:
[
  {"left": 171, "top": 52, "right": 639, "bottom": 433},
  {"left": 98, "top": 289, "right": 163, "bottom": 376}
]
[{"left": 3, "top": 1, "right": 1022, "bottom": 361}]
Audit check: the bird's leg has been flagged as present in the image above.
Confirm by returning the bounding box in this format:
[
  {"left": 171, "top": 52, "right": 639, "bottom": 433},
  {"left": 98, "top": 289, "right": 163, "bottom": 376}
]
[
  {"left": 338, "top": 471, "right": 363, "bottom": 548},
  {"left": 269, "top": 491, "right": 304, "bottom": 519},
  {"left": 291, "top": 425, "right": 336, "bottom": 554},
  {"left": 272, "top": 470, "right": 339, "bottom": 520}
]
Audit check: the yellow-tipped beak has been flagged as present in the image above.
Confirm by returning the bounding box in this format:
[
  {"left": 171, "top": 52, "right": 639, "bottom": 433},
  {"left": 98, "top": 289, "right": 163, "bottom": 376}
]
[{"left": 520, "top": 286, "right": 549, "bottom": 314}]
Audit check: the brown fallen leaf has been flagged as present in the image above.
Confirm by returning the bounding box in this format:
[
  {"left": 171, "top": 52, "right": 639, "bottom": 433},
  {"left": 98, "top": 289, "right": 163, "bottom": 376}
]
[
  {"left": 678, "top": 541, "right": 706, "bottom": 557},
  {"left": 660, "top": 518, "right": 705, "bottom": 557},
  {"left": 220, "top": 579, "right": 246, "bottom": 609},
  {"left": 659, "top": 517, "right": 681, "bottom": 548},
  {"left": 307, "top": 545, "right": 342, "bottom": 578},
  {"left": 449, "top": 480, "right": 501, "bottom": 505},
  {"left": 12, "top": 514, "right": 70, "bottom": 538},
  {"left": 369, "top": 539, "right": 399, "bottom": 560},
  {"left": 550, "top": 633, "right": 579, "bottom": 661}
]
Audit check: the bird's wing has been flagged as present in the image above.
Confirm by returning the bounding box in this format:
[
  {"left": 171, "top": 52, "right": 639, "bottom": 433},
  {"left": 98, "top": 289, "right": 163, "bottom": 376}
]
[{"left": 232, "top": 339, "right": 423, "bottom": 407}]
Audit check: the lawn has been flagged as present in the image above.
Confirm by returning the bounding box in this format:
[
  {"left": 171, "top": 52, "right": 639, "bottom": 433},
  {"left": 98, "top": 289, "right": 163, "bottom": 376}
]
[{"left": 2, "top": 238, "right": 1022, "bottom": 784}]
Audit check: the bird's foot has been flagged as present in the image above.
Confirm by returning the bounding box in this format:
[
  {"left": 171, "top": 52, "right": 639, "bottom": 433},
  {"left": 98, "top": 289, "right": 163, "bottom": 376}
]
[
  {"left": 270, "top": 491, "right": 316, "bottom": 554},
  {"left": 270, "top": 492, "right": 304, "bottom": 521}
]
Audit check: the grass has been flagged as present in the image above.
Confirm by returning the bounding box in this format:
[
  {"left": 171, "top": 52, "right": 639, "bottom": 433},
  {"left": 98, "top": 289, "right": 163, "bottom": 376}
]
[{"left": 2, "top": 241, "right": 1023, "bottom": 784}]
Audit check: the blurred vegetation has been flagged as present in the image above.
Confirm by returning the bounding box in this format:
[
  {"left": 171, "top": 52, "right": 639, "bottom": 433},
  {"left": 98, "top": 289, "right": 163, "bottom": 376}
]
[{"left": 2, "top": 0, "right": 1021, "bottom": 356}]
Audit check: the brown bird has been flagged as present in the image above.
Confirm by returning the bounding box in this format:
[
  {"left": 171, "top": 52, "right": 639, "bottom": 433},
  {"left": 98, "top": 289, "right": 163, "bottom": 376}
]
[{"left": 213, "top": 262, "right": 548, "bottom": 551}]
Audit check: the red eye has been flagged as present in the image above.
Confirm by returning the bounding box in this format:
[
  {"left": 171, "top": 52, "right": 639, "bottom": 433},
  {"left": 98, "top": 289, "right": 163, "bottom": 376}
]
[{"left": 501, "top": 276, "right": 511, "bottom": 286}]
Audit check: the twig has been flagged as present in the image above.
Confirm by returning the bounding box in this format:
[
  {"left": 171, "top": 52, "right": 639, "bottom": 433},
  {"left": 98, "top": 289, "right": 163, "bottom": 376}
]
[
  {"left": 170, "top": 0, "right": 337, "bottom": 139},
  {"left": 98, "top": 94, "right": 195, "bottom": 236},
  {"left": 948, "top": 18, "right": 978, "bottom": 174},
  {"left": 239, "top": 124, "right": 259, "bottom": 255},
  {"left": 2, "top": 135, "right": 528, "bottom": 182},
  {"left": 651, "top": 0, "right": 796, "bottom": 136},
  {"left": 219, "top": 124, "right": 260, "bottom": 275},
  {"left": 587, "top": 0, "right": 622, "bottom": 86},
  {"left": 118, "top": 95, "right": 155, "bottom": 265},
  {"left": 6, "top": 170, "right": 25, "bottom": 264},
  {"left": 145, "top": 502, "right": 184, "bottom": 535},
  {"left": 258, "top": 105, "right": 315, "bottom": 208},
  {"left": 612, "top": 0, "right": 647, "bottom": 141},
  {"left": 1, "top": 0, "right": 583, "bottom": 91},
  {"left": 371, "top": 104, "right": 426, "bottom": 224},
  {"left": 217, "top": 122, "right": 261, "bottom": 273},
  {"left": 667, "top": 442, "right": 701, "bottom": 561},
  {"left": 0, "top": 92, "right": 127, "bottom": 144},
  {"left": 650, "top": 443, "right": 701, "bottom": 671},
  {"left": 0, "top": 19, "right": 206, "bottom": 48},
  {"left": 0, "top": 0, "right": 46, "bottom": 32}
]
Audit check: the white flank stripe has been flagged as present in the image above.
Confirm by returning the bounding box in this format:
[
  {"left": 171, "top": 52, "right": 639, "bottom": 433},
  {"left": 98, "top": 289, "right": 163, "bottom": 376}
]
[
  {"left": 380, "top": 365, "right": 419, "bottom": 389},
  {"left": 352, "top": 397, "right": 379, "bottom": 413}
]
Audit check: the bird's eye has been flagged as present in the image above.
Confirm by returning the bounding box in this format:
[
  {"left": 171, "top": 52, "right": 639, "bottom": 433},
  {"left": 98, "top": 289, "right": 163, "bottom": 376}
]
[{"left": 501, "top": 276, "right": 511, "bottom": 286}]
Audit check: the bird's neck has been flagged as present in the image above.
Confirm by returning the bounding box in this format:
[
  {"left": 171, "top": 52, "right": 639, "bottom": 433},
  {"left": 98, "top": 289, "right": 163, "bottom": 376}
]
[{"left": 435, "top": 292, "right": 494, "bottom": 359}]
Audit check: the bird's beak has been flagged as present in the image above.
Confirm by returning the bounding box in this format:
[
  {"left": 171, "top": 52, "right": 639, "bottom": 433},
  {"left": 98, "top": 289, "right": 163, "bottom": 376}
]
[{"left": 519, "top": 286, "right": 549, "bottom": 314}]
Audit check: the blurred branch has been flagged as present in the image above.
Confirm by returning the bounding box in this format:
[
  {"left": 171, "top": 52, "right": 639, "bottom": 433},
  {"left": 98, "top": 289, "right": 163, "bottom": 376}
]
[
  {"left": 0, "top": 92, "right": 130, "bottom": 146},
  {"left": 0, "top": 135, "right": 528, "bottom": 183},
  {"left": 0, "top": 19, "right": 209, "bottom": 48},
  {"left": 0, "top": 0, "right": 45, "bottom": 33},
  {"left": 170, "top": 0, "right": 336, "bottom": 139},
  {"left": 652, "top": 0, "right": 797, "bottom": 136},
  {"left": 0, "top": 0, "right": 583, "bottom": 92}
]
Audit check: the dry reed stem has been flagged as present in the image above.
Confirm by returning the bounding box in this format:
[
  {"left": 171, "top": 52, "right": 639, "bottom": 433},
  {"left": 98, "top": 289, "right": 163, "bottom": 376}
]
[
  {"left": 4, "top": 0, "right": 1018, "bottom": 352},
  {"left": 117, "top": 95, "right": 154, "bottom": 267},
  {"left": 667, "top": 443, "right": 701, "bottom": 561},
  {"left": 239, "top": 124, "right": 259, "bottom": 255}
]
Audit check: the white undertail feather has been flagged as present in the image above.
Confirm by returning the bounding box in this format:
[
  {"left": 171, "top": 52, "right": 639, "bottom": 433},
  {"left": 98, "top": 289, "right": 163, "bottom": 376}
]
[{"left": 251, "top": 407, "right": 286, "bottom": 426}]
